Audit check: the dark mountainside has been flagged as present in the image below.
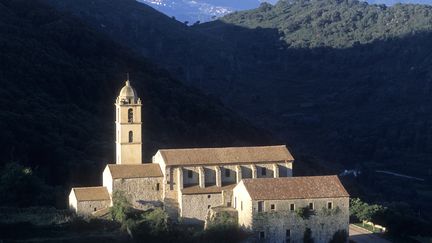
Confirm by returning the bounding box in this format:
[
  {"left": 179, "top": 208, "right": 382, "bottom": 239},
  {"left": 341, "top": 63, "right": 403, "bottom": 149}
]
[
  {"left": 42, "top": 0, "right": 432, "bottom": 222},
  {"left": 0, "top": 0, "right": 274, "bottom": 206}
]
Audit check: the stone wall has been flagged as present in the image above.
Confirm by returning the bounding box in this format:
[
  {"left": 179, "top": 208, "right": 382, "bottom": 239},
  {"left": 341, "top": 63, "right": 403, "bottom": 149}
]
[
  {"left": 76, "top": 200, "right": 111, "bottom": 216},
  {"left": 113, "top": 177, "right": 163, "bottom": 209},
  {"left": 180, "top": 193, "right": 223, "bottom": 224},
  {"left": 250, "top": 197, "right": 349, "bottom": 243}
]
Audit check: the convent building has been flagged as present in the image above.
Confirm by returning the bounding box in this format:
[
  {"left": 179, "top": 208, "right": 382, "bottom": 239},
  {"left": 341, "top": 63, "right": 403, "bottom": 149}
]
[{"left": 69, "top": 78, "right": 350, "bottom": 242}]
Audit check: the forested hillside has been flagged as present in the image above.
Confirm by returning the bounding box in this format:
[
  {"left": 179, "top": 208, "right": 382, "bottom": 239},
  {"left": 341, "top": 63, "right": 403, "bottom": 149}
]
[
  {"left": 42, "top": 0, "right": 432, "bottom": 222},
  {"left": 221, "top": 0, "right": 432, "bottom": 48},
  {"left": 0, "top": 0, "right": 273, "bottom": 206}
]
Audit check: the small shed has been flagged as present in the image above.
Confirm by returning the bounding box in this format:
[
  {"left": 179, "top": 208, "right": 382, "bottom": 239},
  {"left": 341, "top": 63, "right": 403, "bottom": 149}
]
[{"left": 69, "top": 186, "right": 111, "bottom": 216}]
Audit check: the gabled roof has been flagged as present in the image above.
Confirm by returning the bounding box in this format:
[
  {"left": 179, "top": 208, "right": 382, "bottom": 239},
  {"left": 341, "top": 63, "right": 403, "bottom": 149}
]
[
  {"left": 107, "top": 164, "right": 163, "bottom": 179},
  {"left": 71, "top": 187, "right": 110, "bottom": 202},
  {"left": 158, "top": 145, "right": 294, "bottom": 166},
  {"left": 241, "top": 175, "right": 349, "bottom": 200}
]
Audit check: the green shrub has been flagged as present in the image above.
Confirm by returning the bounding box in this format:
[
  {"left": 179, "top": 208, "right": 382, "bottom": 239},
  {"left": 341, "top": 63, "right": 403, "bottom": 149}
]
[
  {"left": 110, "top": 191, "right": 133, "bottom": 223},
  {"left": 296, "top": 206, "right": 313, "bottom": 220}
]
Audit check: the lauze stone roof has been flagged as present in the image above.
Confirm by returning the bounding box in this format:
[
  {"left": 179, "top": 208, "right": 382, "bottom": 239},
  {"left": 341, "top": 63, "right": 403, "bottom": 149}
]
[
  {"left": 242, "top": 175, "right": 349, "bottom": 200},
  {"left": 72, "top": 187, "right": 110, "bottom": 202},
  {"left": 158, "top": 145, "right": 294, "bottom": 166},
  {"left": 107, "top": 164, "right": 163, "bottom": 179}
]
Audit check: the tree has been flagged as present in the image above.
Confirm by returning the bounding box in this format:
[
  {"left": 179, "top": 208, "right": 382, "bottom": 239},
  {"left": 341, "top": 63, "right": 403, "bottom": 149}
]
[
  {"left": 110, "top": 190, "right": 132, "bottom": 223},
  {"left": 350, "top": 198, "right": 384, "bottom": 222},
  {"left": 0, "top": 162, "right": 53, "bottom": 207}
]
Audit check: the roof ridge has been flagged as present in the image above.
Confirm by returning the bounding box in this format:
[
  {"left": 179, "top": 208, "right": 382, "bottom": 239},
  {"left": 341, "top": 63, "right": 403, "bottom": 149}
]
[{"left": 159, "top": 144, "right": 287, "bottom": 151}]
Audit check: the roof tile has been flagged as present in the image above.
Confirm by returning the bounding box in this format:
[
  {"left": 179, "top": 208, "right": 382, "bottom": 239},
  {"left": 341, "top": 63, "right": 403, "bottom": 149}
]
[
  {"left": 159, "top": 145, "right": 294, "bottom": 166},
  {"left": 107, "top": 164, "right": 163, "bottom": 179},
  {"left": 241, "top": 175, "right": 349, "bottom": 200}
]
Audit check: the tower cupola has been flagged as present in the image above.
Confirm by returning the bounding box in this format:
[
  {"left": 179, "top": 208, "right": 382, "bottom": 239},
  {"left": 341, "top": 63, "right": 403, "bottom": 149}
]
[{"left": 117, "top": 80, "right": 141, "bottom": 105}]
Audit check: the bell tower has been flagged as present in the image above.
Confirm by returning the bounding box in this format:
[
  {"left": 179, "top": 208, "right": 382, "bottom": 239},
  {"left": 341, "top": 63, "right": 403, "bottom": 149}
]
[{"left": 115, "top": 77, "right": 142, "bottom": 164}]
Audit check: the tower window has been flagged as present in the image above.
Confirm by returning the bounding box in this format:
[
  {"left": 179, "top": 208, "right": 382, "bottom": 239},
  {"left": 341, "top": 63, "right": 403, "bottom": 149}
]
[
  {"left": 128, "top": 131, "right": 133, "bottom": 143},
  {"left": 156, "top": 183, "right": 160, "bottom": 191},
  {"left": 261, "top": 167, "right": 267, "bottom": 176},
  {"left": 128, "top": 108, "right": 133, "bottom": 123}
]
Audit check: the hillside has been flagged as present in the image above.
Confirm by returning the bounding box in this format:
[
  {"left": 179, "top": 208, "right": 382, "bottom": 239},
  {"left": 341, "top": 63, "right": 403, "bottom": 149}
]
[
  {"left": 220, "top": 0, "right": 432, "bottom": 48},
  {"left": 40, "top": 0, "right": 432, "bottom": 220},
  {"left": 0, "top": 0, "right": 273, "bottom": 205}
]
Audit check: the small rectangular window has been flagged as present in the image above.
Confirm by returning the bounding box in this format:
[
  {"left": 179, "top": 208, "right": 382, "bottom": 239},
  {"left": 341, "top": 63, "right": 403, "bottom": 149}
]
[
  {"left": 309, "top": 202, "right": 314, "bottom": 210},
  {"left": 258, "top": 201, "right": 264, "bottom": 212},
  {"left": 259, "top": 231, "right": 265, "bottom": 239},
  {"left": 327, "top": 202, "right": 333, "bottom": 209},
  {"left": 290, "top": 203, "right": 295, "bottom": 211},
  {"left": 241, "top": 201, "right": 243, "bottom": 211},
  {"left": 225, "top": 168, "right": 230, "bottom": 177},
  {"left": 261, "top": 167, "right": 267, "bottom": 176},
  {"left": 156, "top": 183, "right": 160, "bottom": 191},
  {"left": 208, "top": 205, "right": 211, "bottom": 209},
  {"left": 208, "top": 195, "right": 211, "bottom": 199},
  {"left": 188, "top": 170, "right": 193, "bottom": 178},
  {"left": 227, "top": 202, "right": 232, "bottom": 207},
  {"left": 270, "top": 204, "right": 275, "bottom": 211}
]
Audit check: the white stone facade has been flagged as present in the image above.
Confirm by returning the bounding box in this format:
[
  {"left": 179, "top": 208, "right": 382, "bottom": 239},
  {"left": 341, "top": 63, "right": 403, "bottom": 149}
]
[{"left": 233, "top": 178, "right": 350, "bottom": 243}]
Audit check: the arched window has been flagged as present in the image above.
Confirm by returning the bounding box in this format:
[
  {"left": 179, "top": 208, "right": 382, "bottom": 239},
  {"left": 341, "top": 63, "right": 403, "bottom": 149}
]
[
  {"left": 128, "top": 108, "right": 133, "bottom": 123},
  {"left": 128, "top": 131, "right": 133, "bottom": 143}
]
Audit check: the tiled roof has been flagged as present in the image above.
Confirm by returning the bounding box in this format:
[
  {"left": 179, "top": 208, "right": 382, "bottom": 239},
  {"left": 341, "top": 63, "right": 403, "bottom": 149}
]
[
  {"left": 107, "top": 164, "right": 163, "bottom": 179},
  {"left": 158, "top": 145, "right": 294, "bottom": 166},
  {"left": 72, "top": 187, "right": 110, "bottom": 202},
  {"left": 181, "top": 184, "right": 236, "bottom": 195},
  {"left": 241, "top": 175, "right": 349, "bottom": 200}
]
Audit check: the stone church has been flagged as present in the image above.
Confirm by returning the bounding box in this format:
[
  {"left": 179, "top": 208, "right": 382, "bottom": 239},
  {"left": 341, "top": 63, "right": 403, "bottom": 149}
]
[{"left": 69, "top": 78, "right": 350, "bottom": 242}]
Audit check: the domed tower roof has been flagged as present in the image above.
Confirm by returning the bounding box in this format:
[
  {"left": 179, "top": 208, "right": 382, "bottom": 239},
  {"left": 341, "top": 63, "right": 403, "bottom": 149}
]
[
  {"left": 119, "top": 80, "right": 137, "bottom": 99},
  {"left": 118, "top": 79, "right": 140, "bottom": 104}
]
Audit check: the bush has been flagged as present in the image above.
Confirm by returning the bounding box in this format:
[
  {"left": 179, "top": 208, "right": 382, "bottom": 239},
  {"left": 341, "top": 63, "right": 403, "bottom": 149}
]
[
  {"left": 350, "top": 198, "right": 384, "bottom": 223},
  {"left": 296, "top": 206, "right": 313, "bottom": 220},
  {"left": 206, "top": 211, "right": 237, "bottom": 229},
  {"left": 196, "top": 223, "right": 249, "bottom": 243},
  {"left": 110, "top": 191, "right": 133, "bottom": 224},
  {"left": 0, "top": 163, "right": 54, "bottom": 207}
]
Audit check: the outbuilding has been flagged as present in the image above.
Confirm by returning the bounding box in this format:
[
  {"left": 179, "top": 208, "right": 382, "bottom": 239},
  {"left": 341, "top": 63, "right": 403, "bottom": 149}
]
[{"left": 68, "top": 186, "right": 111, "bottom": 216}]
